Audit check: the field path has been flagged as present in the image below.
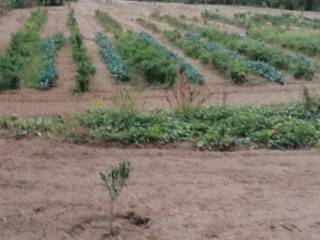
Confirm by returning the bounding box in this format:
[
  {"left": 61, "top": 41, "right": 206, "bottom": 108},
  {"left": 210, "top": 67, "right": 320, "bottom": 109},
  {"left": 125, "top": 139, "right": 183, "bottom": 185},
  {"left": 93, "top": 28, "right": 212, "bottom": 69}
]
[{"left": 1, "top": 138, "right": 320, "bottom": 240}]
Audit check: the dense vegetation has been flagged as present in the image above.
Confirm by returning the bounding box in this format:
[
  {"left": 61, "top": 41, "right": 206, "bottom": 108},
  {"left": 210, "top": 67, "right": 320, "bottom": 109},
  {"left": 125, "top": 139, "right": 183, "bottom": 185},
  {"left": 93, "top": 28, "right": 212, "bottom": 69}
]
[
  {"left": 165, "top": 30, "right": 285, "bottom": 83},
  {"left": 1, "top": 92, "right": 320, "bottom": 150},
  {"left": 95, "top": 32, "right": 130, "bottom": 82},
  {"left": 37, "top": 33, "right": 65, "bottom": 90},
  {"left": 95, "top": 10, "right": 204, "bottom": 85},
  {"left": 68, "top": 8, "right": 96, "bottom": 92},
  {"left": 157, "top": 15, "right": 316, "bottom": 80},
  {"left": 0, "top": 9, "right": 47, "bottom": 91},
  {"left": 116, "top": 32, "right": 178, "bottom": 86}
]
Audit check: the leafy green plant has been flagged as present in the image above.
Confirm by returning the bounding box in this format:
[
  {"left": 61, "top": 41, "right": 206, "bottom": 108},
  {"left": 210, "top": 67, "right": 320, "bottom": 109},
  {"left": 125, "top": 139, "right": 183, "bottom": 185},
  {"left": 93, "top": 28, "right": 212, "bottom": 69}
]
[
  {"left": 95, "top": 10, "right": 123, "bottom": 34},
  {"left": 115, "top": 32, "right": 177, "bottom": 86},
  {"left": 99, "top": 161, "right": 132, "bottom": 236},
  {"left": 0, "top": 9, "right": 47, "bottom": 91},
  {"left": 159, "top": 15, "right": 316, "bottom": 80},
  {"left": 37, "top": 33, "right": 65, "bottom": 90},
  {"left": 136, "top": 18, "right": 160, "bottom": 33},
  {"left": 68, "top": 8, "right": 96, "bottom": 92},
  {"left": 95, "top": 32, "right": 130, "bottom": 82}
]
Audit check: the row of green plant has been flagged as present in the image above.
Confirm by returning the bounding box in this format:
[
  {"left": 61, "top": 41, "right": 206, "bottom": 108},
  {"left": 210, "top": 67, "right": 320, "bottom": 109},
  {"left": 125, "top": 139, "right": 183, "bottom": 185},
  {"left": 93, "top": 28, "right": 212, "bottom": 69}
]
[
  {"left": 165, "top": 30, "right": 285, "bottom": 84},
  {"left": 115, "top": 32, "right": 178, "bottom": 86},
  {"left": 37, "top": 33, "right": 65, "bottom": 90},
  {"left": 1, "top": 90, "right": 320, "bottom": 150},
  {"left": 247, "top": 25, "right": 320, "bottom": 57},
  {"left": 138, "top": 32, "right": 204, "bottom": 84},
  {"left": 95, "top": 11, "right": 204, "bottom": 85},
  {"left": 67, "top": 8, "right": 96, "bottom": 92},
  {"left": 95, "top": 10, "right": 123, "bottom": 34},
  {"left": 0, "top": 9, "right": 47, "bottom": 91},
  {"left": 243, "top": 12, "right": 320, "bottom": 30},
  {"left": 158, "top": 15, "right": 316, "bottom": 80},
  {"left": 201, "top": 11, "right": 320, "bottom": 57},
  {"left": 95, "top": 32, "right": 130, "bottom": 82},
  {"left": 136, "top": 18, "right": 160, "bottom": 33}
]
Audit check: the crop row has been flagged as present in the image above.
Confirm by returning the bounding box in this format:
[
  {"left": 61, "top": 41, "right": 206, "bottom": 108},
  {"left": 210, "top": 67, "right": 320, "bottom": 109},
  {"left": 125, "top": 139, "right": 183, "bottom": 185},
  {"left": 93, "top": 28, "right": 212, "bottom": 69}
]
[
  {"left": 202, "top": 11, "right": 320, "bottom": 58},
  {"left": 115, "top": 32, "right": 178, "bottom": 86},
  {"left": 138, "top": 32, "right": 204, "bottom": 84},
  {"left": 95, "top": 10, "right": 204, "bottom": 86},
  {"left": 3, "top": 92, "right": 320, "bottom": 150},
  {"left": 165, "top": 30, "right": 285, "bottom": 84},
  {"left": 95, "top": 32, "right": 130, "bottom": 82},
  {"left": 68, "top": 8, "right": 96, "bottom": 92},
  {"left": 158, "top": 15, "right": 316, "bottom": 81},
  {"left": 37, "top": 33, "right": 65, "bottom": 90},
  {"left": 0, "top": 9, "right": 48, "bottom": 91}
]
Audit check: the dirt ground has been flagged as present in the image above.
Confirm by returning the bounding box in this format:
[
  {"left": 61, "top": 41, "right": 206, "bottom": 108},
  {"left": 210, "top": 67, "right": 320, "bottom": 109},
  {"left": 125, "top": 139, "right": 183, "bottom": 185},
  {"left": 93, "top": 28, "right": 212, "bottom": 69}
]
[
  {"left": 0, "top": 138, "right": 320, "bottom": 240},
  {"left": 0, "top": 0, "right": 320, "bottom": 117}
]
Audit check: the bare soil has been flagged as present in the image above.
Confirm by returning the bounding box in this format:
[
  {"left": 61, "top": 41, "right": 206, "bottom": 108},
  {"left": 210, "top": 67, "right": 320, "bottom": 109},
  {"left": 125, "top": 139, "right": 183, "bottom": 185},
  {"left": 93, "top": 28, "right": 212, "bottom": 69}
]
[{"left": 0, "top": 138, "right": 320, "bottom": 240}]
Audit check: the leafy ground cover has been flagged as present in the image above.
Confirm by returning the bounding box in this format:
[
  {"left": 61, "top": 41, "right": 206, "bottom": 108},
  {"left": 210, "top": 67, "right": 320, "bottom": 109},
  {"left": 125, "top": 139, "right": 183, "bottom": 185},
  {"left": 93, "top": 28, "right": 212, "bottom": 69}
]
[
  {"left": 96, "top": 11, "right": 203, "bottom": 85},
  {"left": 202, "top": 11, "right": 320, "bottom": 57},
  {"left": 95, "top": 10, "right": 123, "bottom": 34},
  {"left": 68, "top": 8, "right": 96, "bottom": 92},
  {"left": 37, "top": 33, "right": 65, "bottom": 90},
  {"left": 158, "top": 15, "right": 316, "bottom": 80},
  {"left": 165, "top": 30, "right": 285, "bottom": 84},
  {"left": 115, "top": 32, "right": 178, "bottom": 86},
  {"left": 0, "top": 9, "right": 47, "bottom": 91},
  {"left": 95, "top": 32, "right": 130, "bottom": 82},
  {"left": 1, "top": 93, "right": 319, "bottom": 150},
  {"left": 136, "top": 18, "right": 160, "bottom": 33}
]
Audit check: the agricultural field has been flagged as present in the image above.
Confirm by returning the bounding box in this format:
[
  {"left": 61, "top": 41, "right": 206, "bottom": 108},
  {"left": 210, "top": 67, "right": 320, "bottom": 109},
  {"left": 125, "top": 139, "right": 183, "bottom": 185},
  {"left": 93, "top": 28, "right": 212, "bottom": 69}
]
[{"left": 0, "top": 0, "right": 320, "bottom": 240}]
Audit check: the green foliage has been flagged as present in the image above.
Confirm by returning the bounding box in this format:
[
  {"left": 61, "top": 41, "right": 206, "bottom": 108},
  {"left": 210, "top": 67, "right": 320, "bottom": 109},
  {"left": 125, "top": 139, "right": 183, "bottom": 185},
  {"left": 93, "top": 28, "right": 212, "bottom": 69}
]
[
  {"left": 138, "top": 32, "right": 204, "bottom": 84},
  {"left": 99, "top": 161, "right": 131, "bottom": 200},
  {"left": 37, "top": 33, "right": 65, "bottom": 90},
  {"left": 77, "top": 102, "right": 320, "bottom": 150},
  {"left": 1, "top": 100, "right": 320, "bottom": 150},
  {"left": 68, "top": 8, "right": 96, "bottom": 92},
  {"left": 95, "top": 10, "right": 123, "bottom": 34},
  {"left": 160, "top": 15, "right": 316, "bottom": 80},
  {"left": 136, "top": 18, "right": 160, "bottom": 33},
  {"left": 0, "top": 9, "right": 47, "bottom": 91},
  {"left": 99, "top": 161, "right": 131, "bottom": 235},
  {"left": 115, "top": 32, "right": 178, "bottom": 86},
  {"left": 165, "top": 30, "right": 285, "bottom": 84},
  {"left": 95, "top": 32, "right": 130, "bottom": 82}
]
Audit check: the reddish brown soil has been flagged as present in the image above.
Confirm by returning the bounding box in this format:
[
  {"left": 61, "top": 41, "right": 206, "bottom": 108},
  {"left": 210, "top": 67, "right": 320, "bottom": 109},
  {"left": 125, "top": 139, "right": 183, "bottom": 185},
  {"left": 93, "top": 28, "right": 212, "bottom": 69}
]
[{"left": 0, "top": 138, "right": 320, "bottom": 240}]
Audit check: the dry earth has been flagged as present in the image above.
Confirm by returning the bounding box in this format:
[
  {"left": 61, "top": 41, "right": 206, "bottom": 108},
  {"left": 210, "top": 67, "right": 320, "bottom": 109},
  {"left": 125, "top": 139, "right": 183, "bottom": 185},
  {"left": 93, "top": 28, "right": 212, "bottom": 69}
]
[{"left": 1, "top": 138, "right": 320, "bottom": 240}]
